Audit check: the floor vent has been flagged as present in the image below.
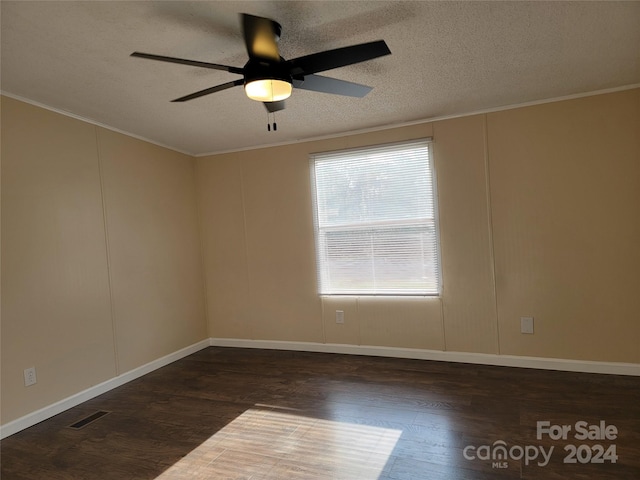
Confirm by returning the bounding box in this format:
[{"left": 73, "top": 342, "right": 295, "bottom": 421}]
[{"left": 68, "top": 411, "right": 111, "bottom": 429}]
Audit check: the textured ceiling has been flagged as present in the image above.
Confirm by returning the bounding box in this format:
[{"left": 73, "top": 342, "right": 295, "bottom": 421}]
[{"left": 2, "top": 1, "right": 639, "bottom": 156}]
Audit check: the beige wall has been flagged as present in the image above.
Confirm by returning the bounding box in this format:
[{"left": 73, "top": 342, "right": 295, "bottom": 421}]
[
  {"left": 1, "top": 97, "right": 207, "bottom": 423},
  {"left": 433, "top": 114, "right": 498, "bottom": 354},
  {"left": 2, "top": 87, "right": 639, "bottom": 426},
  {"left": 198, "top": 88, "right": 640, "bottom": 364},
  {"left": 1, "top": 97, "right": 116, "bottom": 423},
  {"left": 487, "top": 90, "right": 640, "bottom": 362},
  {"left": 197, "top": 124, "right": 447, "bottom": 349},
  {"left": 96, "top": 128, "right": 207, "bottom": 372}
]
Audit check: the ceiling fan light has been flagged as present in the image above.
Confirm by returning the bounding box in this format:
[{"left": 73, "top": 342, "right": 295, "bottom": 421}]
[{"left": 245, "top": 78, "right": 292, "bottom": 102}]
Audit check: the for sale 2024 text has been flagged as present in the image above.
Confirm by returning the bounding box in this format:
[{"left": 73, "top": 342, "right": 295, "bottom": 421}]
[{"left": 537, "top": 420, "right": 618, "bottom": 465}]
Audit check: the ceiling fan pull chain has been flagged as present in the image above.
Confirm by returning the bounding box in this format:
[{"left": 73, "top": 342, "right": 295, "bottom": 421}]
[{"left": 266, "top": 112, "right": 277, "bottom": 132}]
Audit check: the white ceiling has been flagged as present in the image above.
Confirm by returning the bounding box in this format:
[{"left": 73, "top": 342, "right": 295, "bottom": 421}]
[{"left": 2, "top": 1, "right": 639, "bottom": 156}]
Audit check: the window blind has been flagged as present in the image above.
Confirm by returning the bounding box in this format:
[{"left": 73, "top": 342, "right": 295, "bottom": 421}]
[{"left": 310, "top": 139, "right": 440, "bottom": 295}]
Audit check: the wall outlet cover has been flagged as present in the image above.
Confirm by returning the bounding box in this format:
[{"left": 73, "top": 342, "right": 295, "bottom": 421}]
[
  {"left": 24, "top": 367, "right": 37, "bottom": 387},
  {"left": 520, "top": 316, "right": 534, "bottom": 334}
]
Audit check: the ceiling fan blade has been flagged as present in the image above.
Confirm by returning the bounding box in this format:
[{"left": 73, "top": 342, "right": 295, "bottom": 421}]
[
  {"left": 293, "top": 74, "right": 373, "bottom": 98},
  {"left": 171, "top": 79, "right": 244, "bottom": 102},
  {"left": 263, "top": 100, "right": 286, "bottom": 113},
  {"left": 286, "top": 40, "right": 391, "bottom": 76},
  {"left": 241, "top": 13, "right": 281, "bottom": 61},
  {"left": 131, "top": 52, "right": 244, "bottom": 74}
]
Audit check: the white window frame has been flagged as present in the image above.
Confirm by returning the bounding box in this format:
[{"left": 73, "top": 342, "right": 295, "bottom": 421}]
[{"left": 310, "top": 138, "right": 441, "bottom": 296}]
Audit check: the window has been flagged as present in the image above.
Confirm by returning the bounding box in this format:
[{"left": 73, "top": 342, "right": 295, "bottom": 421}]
[{"left": 310, "top": 139, "right": 440, "bottom": 296}]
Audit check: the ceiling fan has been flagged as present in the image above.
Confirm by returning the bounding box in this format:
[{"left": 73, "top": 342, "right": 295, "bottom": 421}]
[{"left": 131, "top": 13, "right": 391, "bottom": 115}]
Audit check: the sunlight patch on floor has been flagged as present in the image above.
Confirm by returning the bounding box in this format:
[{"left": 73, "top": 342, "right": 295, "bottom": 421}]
[{"left": 156, "top": 407, "right": 402, "bottom": 479}]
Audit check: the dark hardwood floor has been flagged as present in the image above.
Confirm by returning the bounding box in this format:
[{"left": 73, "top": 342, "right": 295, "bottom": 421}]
[{"left": 2, "top": 347, "right": 639, "bottom": 479}]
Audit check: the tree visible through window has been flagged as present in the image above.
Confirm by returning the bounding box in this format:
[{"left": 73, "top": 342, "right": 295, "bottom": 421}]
[{"left": 310, "top": 139, "right": 440, "bottom": 295}]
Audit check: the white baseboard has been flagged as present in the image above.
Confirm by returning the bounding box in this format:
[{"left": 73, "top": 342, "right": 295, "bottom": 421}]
[
  {"left": 209, "top": 338, "right": 640, "bottom": 376},
  {"left": 0, "top": 339, "right": 210, "bottom": 440},
  {"left": 3, "top": 337, "right": 637, "bottom": 440}
]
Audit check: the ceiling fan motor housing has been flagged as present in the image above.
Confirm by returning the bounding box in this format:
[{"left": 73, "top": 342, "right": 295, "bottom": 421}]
[{"left": 243, "top": 58, "right": 292, "bottom": 87}]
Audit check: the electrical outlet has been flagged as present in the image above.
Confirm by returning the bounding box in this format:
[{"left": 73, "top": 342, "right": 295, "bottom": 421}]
[
  {"left": 24, "top": 367, "right": 37, "bottom": 387},
  {"left": 335, "top": 310, "right": 345, "bottom": 324},
  {"left": 520, "top": 317, "right": 534, "bottom": 334}
]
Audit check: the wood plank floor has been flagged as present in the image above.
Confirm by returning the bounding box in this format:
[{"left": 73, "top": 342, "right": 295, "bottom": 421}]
[{"left": 2, "top": 347, "right": 639, "bottom": 479}]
